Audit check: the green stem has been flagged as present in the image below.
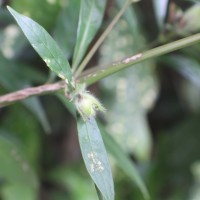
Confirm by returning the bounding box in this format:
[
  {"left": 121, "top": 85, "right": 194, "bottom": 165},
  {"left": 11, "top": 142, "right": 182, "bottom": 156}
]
[
  {"left": 74, "top": 0, "right": 134, "bottom": 77},
  {"left": 78, "top": 33, "right": 200, "bottom": 85}
]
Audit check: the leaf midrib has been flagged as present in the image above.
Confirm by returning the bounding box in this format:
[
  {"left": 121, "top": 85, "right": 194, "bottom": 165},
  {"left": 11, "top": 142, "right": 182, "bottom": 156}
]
[{"left": 20, "top": 14, "right": 70, "bottom": 80}]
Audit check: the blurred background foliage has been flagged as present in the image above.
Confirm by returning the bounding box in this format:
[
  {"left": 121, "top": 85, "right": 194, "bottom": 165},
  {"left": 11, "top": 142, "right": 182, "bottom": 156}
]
[{"left": 1, "top": 0, "right": 200, "bottom": 199}]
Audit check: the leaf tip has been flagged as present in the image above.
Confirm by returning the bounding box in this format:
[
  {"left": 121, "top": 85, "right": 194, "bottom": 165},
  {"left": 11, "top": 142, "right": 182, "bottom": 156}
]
[
  {"left": 7, "top": 6, "right": 15, "bottom": 16},
  {"left": 6, "top": 5, "right": 11, "bottom": 11}
]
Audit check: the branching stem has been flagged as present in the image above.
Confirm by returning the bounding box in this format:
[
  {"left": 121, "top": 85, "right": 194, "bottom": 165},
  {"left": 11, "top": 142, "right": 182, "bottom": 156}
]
[
  {"left": 1, "top": 33, "right": 200, "bottom": 107},
  {"left": 74, "top": 0, "right": 134, "bottom": 76}
]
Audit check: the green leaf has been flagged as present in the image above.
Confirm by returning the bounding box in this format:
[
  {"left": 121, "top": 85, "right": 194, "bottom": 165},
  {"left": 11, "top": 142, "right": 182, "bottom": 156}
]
[
  {"left": 99, "top": 122, "right": 150, "bottom": 200},
  {"left": 72, "top": 0, "right": 107, "bottom": 70},
  {"left": 179, "top": 4, "right": 200, "bottom": 35},
  {"left": 48, "top": 165, "right": 98, "bottom": 200},
  {"left": 56, "top": 93, "right": 76, "bottom": 116},
  {"left": 0, "top": 134, "right": 38, "bottom": 200},
  {"left": 1, "top": 105, "right": 42, "bottom": 167},
  {"left": 162, "top": 55, "right": 200, "bottom": 87},
  {"left": 153, "top": 0, "right": 168, "bottom": 29},
  {"left": 10, "top": 0, "right": 61, "bottom": 29},
  {"left": 0, "top": 54, "right": 50, "bottom": 133},
  {"left": 7, "top": 6, "right": 72, "bottom": 83},
  {"left": 76, "top": 117, "right": 114, "bottom": 200},
  {"left": 1, "top": 185, "right": 37, "bottom": 200},
  {"left": 53, "top": 0, "right": 80, "bottom": 59}
]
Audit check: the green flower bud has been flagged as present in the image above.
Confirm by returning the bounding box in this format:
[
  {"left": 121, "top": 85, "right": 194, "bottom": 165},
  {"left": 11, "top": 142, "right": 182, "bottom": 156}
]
[{"left": 74, "top": 91, "right": 106, "bottom": 121}]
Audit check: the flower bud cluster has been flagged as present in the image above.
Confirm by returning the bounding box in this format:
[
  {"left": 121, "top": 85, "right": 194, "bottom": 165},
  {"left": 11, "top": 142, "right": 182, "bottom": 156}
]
[{"left": 68, "top": 84, "right": 106, "bottom": 121}]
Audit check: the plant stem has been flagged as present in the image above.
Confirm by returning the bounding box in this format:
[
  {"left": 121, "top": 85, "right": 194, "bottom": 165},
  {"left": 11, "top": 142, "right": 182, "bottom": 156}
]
[
  {"left": 79, "top": 33, "right": 200, "bottom": 85},
  {"left": 74, "top": 0, "right": 134, "bottom": 77},
  {"left": 0, "top": 81, "right": 65, "bottom": 107},
  {"left": 1, "top": 33, "right": 200, "bottom": 107}
]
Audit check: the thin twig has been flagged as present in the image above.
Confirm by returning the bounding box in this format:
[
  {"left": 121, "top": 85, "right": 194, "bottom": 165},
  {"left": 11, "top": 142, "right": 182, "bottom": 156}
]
[
  {"left": 74, "top": 0, "right": 133, "bottom": 76},
  {"left": 0, "top": 81, "right": 65, "bottom": 107},
  {"left": 1, "top": 32, "right": 200, "bottom": 107}
]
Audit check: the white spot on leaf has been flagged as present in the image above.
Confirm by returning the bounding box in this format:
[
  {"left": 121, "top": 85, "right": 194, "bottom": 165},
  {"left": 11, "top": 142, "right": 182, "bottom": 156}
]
[{"left": 87, "top": 152, "right": 104, "bottom": 173}]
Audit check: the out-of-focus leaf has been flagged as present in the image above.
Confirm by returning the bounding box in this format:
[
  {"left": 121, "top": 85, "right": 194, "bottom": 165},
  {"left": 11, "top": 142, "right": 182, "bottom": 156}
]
[
  {"left": 179, "top": 4, "right": 200, "bottom": 35},
  {"left": 162, "top": 55, "right": 200, "bottom": 87},
  {"left": 153, "top": 0, "right": 169, "bottom": 29},
  {"left": 1, "top": 185, "right": 37, "bottom": 200},
  {"left": 161, "top": 55, "right": 200, "bottom": 112},
  {"left": 7, "top": 7, "right": 72, "bottom": 83},
  {"left": 0, "top": 54, "right": 50, "bottom": 132},
  {"left": 11, "top": 0, "right": 61, "bottom": 29},
  {"left": 178, "top": 79, "right": 200, "bottom": 112},
  {"left": 54, "top": 0, "right": 80, "bottom": 59},
  {"left": 1, "top": 105, "right": 41, "bottom": 167},
  {"left": 0, "top": 25, "right": 28, "bottom": 59},
  {"left": 98, "top": 122, "right": 150, "bottom": 200},
  {"left": 48, "top": 165, "right": 97, "bottom": 200},
  {"left": 56, "top": 93, "right": 76, "bottom": 116},
  {"left": 23, "top": 96, "right": 50, "bottom": 133},
  {"left": 0, "top": 134, "right": 38, "bottom": 200},
  {"left": 99, "top": 5, "right": 157, "bottom": 160},
  {"left": 76, "top": 117, "right": 114, "bottom": 200},
  {"left": 151, "top": 115, "right": 200, "bottom": 199},
  {"left": 189, "top": 162, "right": 200, "bottom": 200},
  {"left": 72, "top": 0, "right": 106, "bottom": 70}
]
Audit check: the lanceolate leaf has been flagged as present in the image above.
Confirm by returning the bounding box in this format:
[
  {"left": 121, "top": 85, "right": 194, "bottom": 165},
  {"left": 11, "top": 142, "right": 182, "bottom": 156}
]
[
  {"left": 7, "top": 6, "right": 72, "bottom": 83},
  {"left": 72, "top": 0, "right": 107, "bottom": 70},
  {"left": 76, "top": 117, "right": 114, "bottom": 200},
  {"left": 99, "top": 122, "right": 150, "bottom": 200}
]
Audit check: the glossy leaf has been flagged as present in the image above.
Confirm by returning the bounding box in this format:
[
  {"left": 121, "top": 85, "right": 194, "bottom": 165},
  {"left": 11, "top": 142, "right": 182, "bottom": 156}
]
[
  {"left": 99, "top": 122, "right": 150, "bottom": 200},
  {"left": 76, "top": 117, "right": 114, "bottom": 200},
  {"left": 7, "top": 6, "right": 72, "bottom": 83},
  {"left": 72, "top": 0, "right": 106, "bottom": 70}
]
